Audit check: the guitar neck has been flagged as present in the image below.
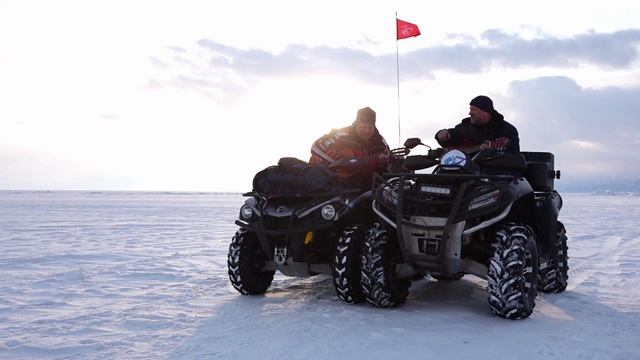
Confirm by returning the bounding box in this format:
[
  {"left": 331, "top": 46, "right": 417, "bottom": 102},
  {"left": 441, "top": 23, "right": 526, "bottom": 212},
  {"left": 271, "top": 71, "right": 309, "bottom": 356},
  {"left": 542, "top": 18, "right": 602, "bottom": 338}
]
[{"left": 450, "top": 137, "right": 509, "bottom": 153}]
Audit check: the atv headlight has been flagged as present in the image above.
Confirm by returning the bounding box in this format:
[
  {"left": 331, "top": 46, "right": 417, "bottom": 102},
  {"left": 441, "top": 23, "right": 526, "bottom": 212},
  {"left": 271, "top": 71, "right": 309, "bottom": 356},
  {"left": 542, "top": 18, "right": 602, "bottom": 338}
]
[
  {"left": 469, "top": 190, "right": 500, "bottom": 210},
  {"left": 240, "top": 204, "right": 254, "bottom": 219},
  {"left": 321, "top": 204, "right": 336, "bottom": 220},
  {"left": 420, "top": 185, "right": 451, "bottom": 196}
]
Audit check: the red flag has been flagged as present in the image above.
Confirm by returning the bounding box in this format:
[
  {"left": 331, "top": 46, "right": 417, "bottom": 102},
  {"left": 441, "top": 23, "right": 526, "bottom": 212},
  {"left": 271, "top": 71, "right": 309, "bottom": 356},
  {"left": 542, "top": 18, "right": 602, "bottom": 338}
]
[{"left": 396, "top": 18, "right": 421, "bottom": 40}]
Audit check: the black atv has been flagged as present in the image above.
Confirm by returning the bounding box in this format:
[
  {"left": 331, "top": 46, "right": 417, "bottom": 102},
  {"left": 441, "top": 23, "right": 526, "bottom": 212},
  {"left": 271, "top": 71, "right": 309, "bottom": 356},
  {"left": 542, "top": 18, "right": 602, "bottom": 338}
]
[
  {"left": 228, "top": 154, "right": 395, "bottom": 303},
  {"left": 359, "top": 139, "right": 568, "bottom": 319}
]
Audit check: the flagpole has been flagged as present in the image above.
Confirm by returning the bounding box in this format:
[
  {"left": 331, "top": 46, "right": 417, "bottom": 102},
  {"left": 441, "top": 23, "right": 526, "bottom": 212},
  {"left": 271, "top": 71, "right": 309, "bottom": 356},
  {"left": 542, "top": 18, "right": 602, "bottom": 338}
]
[
  {"left": 394, "top": 17, "right": 420, "bottom": 147},
  {"left": 395, "top": 12, "right": 401, "bottom": 147}
]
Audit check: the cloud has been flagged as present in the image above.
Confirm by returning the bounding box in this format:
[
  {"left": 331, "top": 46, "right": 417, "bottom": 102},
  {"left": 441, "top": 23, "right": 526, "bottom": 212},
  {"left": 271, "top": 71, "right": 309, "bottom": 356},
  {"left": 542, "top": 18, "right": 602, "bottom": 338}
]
[
  {"left": 495, "top": 76, "right": 640, "bottom": 185},
  {"left": 400, "top": 29, "right": 640, "bottom": 77},
  {"left": 196, "top": 39, "right": 396, "bottom": 85},
  {"left": 151, "top": 29, "right": 640, "bottom": 95},
  {"left": 472, "top": 29, "right": 640, "bottom": 68},
  {"left": 98, "top": 113, "right": 118, "bottom": 120},
  {"left": 501, "top": 76, "right": 640, "bottom": 145}
]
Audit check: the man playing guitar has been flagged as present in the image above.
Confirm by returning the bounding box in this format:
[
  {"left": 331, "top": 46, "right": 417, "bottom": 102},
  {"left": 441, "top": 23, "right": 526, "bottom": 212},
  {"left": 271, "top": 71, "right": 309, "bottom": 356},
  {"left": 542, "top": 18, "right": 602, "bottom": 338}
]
[
  {"left": 309, "top": 107, "right": 391, "bottom": 188},
  {"left": 435, "top": 95, "right": 520, "bottom": 153}
]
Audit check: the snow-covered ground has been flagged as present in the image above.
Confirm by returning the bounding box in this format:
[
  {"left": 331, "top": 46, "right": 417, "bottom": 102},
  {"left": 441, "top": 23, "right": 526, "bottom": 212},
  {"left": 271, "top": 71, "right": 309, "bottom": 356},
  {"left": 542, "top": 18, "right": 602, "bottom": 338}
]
[{"left": 0, "top": 191, "right": 638, "bottom": 359}]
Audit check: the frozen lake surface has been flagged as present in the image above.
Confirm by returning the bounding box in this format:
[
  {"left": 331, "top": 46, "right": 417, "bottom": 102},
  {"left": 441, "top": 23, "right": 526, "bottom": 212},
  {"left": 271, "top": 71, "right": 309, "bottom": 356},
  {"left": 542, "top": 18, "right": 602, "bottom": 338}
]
[{"left": 1, "top": 191, "right": 639, "bottom": 359}]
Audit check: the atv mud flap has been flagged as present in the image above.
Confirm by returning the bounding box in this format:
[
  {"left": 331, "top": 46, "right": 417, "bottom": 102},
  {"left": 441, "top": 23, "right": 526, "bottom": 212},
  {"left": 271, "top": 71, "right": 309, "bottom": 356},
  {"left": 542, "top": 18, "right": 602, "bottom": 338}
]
[{"left": 533, "top": 190, "right": 562, "bottom": 255}]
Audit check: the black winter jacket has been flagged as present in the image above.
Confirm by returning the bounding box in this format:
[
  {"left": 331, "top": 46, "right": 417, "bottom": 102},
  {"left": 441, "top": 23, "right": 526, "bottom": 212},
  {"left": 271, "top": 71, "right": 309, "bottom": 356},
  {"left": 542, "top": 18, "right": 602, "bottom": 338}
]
[{"left": 435, "top": 111, "right": 520, "bottom": 153}]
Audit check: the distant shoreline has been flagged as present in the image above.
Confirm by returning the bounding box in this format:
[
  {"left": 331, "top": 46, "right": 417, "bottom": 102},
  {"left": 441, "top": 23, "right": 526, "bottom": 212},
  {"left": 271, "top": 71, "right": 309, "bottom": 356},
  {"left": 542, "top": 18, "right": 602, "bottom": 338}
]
[
  {"left": 0, "top": 190, "right": 244, "bottom": 195},
  {"left": 1, "top": 190, "right": 638, "bottom": 196}
]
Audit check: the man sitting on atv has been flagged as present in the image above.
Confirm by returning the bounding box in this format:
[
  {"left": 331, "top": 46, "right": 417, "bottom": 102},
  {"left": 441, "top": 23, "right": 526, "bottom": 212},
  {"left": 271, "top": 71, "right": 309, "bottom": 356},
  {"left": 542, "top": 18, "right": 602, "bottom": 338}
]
[
  {"left": 435, "top": 95, "right": 520, "bottom": 153},
  {"left": 309, "top": 107, "right": 391, "bottom": 189}
]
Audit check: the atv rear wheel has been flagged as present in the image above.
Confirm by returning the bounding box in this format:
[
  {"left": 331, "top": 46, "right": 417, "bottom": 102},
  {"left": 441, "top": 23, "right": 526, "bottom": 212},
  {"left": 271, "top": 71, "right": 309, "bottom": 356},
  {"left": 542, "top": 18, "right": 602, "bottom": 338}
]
[
  {"left": 332, "top": 224, "right": 366, "bottom": 303},
  {"left": 538, "top": 221, "right": 569, "bottom": 293},
  {"left": 487, "top": 223, "right": 539, "bottom": 319},
  {"left": 360, "top": 224, "right": 411, "bottom": 308},
  {"left": 228, "top": 228, "right": 275, "bottom": 295}
]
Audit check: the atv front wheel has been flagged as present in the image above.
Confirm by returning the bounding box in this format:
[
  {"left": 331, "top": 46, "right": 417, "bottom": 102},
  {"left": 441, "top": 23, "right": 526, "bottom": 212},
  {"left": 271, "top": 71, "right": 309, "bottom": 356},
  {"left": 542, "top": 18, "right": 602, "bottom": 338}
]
[
  {"left": 228, "top": 228, "right": 275, "bottom": 295},
  {"left": 538, "top": 221, "right": 569, "bottom": 293},
  {"left": 332, "top": 224, "right": 366, "bottom": 303},
  {"left": 487, "top": 223, "right": 539, "bottom": 319},
  {"left": 360, "top": 224, "right": 411, "bottom": 307}
]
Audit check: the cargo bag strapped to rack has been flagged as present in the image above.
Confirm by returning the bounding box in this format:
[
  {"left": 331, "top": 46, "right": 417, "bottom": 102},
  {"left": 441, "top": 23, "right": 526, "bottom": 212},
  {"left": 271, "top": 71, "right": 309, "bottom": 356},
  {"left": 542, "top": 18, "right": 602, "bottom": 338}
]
[{"left": 252, "top": 157, "right": 336, "bottom": 195}]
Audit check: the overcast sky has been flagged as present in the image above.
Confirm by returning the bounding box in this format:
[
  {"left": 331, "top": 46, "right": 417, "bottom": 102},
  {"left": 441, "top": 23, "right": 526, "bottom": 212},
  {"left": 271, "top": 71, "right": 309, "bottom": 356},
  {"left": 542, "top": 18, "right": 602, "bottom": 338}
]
[{"left": 1, "top": 0, "right": 639, "bottom": 192}]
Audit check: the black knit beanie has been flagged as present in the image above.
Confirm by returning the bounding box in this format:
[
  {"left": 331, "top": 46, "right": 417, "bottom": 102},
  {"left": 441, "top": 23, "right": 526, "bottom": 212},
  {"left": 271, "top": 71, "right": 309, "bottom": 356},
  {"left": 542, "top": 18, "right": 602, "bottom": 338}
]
[
  {"left": 470, "top": 95, "right": 494, "bottom": 113},
  {"left": 353, "top": 107, "right": 376, "bottom": 125}
]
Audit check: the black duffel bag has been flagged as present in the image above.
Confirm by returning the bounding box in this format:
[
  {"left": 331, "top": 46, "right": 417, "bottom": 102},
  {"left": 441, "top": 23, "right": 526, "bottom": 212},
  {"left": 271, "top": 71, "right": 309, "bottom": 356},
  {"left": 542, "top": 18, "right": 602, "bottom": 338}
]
[{"left": 252, "top": 157, "right": 336, "bottom": 195}]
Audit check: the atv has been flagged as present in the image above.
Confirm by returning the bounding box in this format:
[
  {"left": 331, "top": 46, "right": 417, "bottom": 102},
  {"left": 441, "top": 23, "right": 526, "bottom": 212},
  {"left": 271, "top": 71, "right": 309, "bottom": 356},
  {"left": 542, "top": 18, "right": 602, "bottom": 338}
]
[
  {"left": 359, "top": 139, "right": 568, "bottom": 319},
  {"left": 228, "top": 151, "right": 403, "bottom": 303}
]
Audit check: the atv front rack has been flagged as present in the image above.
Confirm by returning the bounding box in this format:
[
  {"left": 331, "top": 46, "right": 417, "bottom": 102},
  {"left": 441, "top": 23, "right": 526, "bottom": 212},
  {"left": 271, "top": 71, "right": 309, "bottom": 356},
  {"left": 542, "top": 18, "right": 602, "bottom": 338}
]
[{"left": 371, "top": 172, "right": 517, "bottom": 274}]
